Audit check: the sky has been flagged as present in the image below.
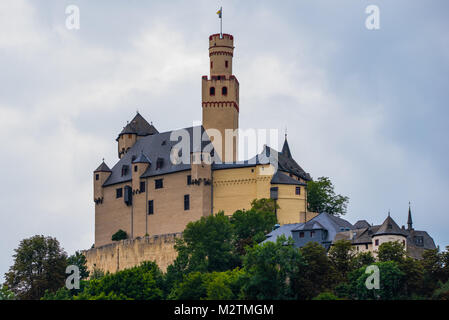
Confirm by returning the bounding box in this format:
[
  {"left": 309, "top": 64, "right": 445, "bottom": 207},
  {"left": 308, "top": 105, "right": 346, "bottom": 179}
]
[{"left": 0, "top": 0, "right": 448, "bottom": 281}]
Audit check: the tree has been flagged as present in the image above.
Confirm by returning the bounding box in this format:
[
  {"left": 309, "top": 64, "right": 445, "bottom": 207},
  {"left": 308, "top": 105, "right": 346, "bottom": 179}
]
[
  {"left": 350, "top": 261, "right": 405, "bottom": 300},
  {"left": 298, "top": 242, "right": 334, "bottom": 299},
  {"left": 351, "top": 251, "right": 376, "bottom": 270},
  {"left": 74, "top": 261, "right": 164, "bottom": 300},
  {"left": 111, "top": 229, "right": 127, "bottom": 241},
  {"left": 0, "top": 284, "right": 15, "bottom": 300},
  {"left": 377, "top": 241, "right": 405, "bottom": 263},
  {"left": 67, "top": 251, "right": 89, "bottom": 280},
  {"left": 230, "top": 199, "right": 277, "bottom": 255},
  {"left": 307, "top": 177, "right": 349, "bottom": 216},
  {"left": 398, "top": 257, "right": 424, "bottom": 298},
  {"left": 171, "top": 212, "right": 238, "bottom": 275},
  {"left": 4, "top": 235, "right": 68, "bottom": 300},
  {"left": 421, "top": 248, "right": 444, "bottom": 295},
  {"left": 328, "top": 240, "right": 356, "bottom": 282},
  {"left": 241, "top": 236, "right": 306, "bottom": 300}
]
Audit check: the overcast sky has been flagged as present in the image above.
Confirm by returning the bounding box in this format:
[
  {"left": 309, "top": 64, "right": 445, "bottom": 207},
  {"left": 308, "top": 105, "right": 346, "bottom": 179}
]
[{"left": 1, "top": 0, "right": 448, "bottom": 281}]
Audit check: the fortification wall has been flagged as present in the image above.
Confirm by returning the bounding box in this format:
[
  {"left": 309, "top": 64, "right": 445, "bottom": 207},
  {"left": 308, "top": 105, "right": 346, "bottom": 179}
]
[{"left": 83, "top": 233, "right": 182, "bottom": 274}]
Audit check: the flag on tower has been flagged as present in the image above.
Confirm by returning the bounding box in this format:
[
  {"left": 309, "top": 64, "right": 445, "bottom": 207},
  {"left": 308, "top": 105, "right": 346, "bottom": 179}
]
[{"left": 217, "top": 8, "right": 222, "bottom": 18}]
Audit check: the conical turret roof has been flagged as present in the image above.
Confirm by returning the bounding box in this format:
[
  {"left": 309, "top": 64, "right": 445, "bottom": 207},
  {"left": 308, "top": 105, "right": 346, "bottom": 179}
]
[
  {"left": 374, "top": 214, "right": 407, "bottom": 236},
  {"left": 117, "top": 112, "right": 158, "bottom": 140},
  {"left": 94, "top": 161, "right": 111, "bottom": 172}
]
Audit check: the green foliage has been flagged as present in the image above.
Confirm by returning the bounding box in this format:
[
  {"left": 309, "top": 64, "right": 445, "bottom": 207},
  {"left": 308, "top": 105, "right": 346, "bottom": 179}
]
[
  {"left": 74, "top": 261, "right": 164, "bottom": 300},
  {"left": 168, "top": 269, "right": 245, "bottom": 300},
  {"left": 328, "top": 240, "right": 356, "bottom": 282},
  {"left": 432, "top": 280, "right": 449, "bottom": 300},
  {"left": 0, "top": 284, "right": 15, "bottom": 300},
  {"left": 312, "top": 291, "right": 339, "bottom": 300},
  {"left": 67, "top": 251, "right": 89, "bottom": 280},
  {"left": 307, "top": 177, "right": 349, "bottom": 216},
  {"left": 241, "top": 236, "right": 306, "bottom": 300},
  {"left": 298, "top": 242, "right": 334, "bottom": 299},
  {"left": 230, "top": 199, "right": 277, "bottom": 255},
  {"left": 173, "top": 212, "right": 238, "bottom": 275},
  {"left": 351, "top": 261, "right": 405, "bottom": 300},
  {"left": 377, "top": 241, "right": 406, "bottom": 263},
  {"left": 4, "top": 235, "right": 68, "bottom": 300},
  {"left": 111, "top": 229, "right": 127, "bottom": 241},
  {"left": 351, "top": 251, "right": 375, "bottom": 270}
]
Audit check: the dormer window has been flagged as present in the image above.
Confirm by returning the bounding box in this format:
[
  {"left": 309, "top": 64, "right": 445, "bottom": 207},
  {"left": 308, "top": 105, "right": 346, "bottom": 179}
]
[
  {"left": 156, "top": 158, "right": 164, "bottom": 169},
  {"left": 210, "top": 87, "right": 215, "bottom": 96},
  {"left": 121, "top": 165, "right": 129, "bottom": 176},
  {"left": 222, "top": 86, "right": 228, "bottom": 96}
]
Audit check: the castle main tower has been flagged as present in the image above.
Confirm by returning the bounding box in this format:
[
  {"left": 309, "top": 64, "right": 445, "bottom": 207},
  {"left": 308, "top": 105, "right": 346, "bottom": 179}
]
[{"left": 202, "top": 33, "right": 239, "bottom": 162}]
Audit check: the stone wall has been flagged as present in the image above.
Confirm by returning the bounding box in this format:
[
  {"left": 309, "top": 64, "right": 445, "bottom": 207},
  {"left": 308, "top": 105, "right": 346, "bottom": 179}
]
[{"left": 83, "top": 233, "right": 181, "bottom": 274}]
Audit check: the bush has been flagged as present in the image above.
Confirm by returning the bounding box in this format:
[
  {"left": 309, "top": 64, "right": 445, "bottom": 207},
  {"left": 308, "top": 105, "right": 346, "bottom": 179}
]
[
  {"left": 111, "top": 229, "right": 127, "bottom": 241},
  {"left": 313, "top": 291, "right": 339, "bottom": 300}
]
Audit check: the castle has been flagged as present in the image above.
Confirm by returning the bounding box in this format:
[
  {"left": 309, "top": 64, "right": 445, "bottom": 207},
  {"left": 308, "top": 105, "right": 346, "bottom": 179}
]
[{"left": 91, "top": 32, "right": 317, "bottom": 252}]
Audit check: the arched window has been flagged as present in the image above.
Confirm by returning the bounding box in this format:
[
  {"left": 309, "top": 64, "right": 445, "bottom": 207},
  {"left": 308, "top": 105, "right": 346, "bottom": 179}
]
[
  {"left": 225, "top": 60, "right": 228, "bottom": 68},
  {"left": 210, "top": 87, "right": 215, "bottom": 96},
  {"left": 222, "top": 86, "right": 227, "bottom": 96}
]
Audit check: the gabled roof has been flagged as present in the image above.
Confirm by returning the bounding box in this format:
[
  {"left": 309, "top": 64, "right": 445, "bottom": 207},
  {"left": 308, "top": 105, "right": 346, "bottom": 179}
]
[
  {"left": 94, "top": 161, "right": 111, "bottom": 172},
  {"left": 116, "top": 113, "right": 159, "bottom": 140},
  {"left": 270, "top": 171, "right": 306, "bottom": 186},
  {"left": 374, "top": 215, "right": 407, "bottom": 237},
  {"left": 354, "top": 220, "right": 371, "bottom": 229},
  {"left": 104, "top": 126, "right": 212, "bottom": 186}
]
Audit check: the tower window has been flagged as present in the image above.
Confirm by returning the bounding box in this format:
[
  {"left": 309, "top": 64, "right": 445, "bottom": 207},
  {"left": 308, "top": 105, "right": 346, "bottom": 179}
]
[
  {"left": 210, "top": 61, "right": 213, "bottom": 69},
  {"left": 128, "top": 134, "right": 132, "bottom": 139},
  {"left": 155, "top": 179, "right": 163, "bottom": 189},
  {"left": 295, "top": 186, "right": 301, "bottom": 195},
  {"left": 225, "top": 60, "right": 228, "bottom": 68},
  {"left": 156, "top": 158, "right": 164, "bottom": 169},
  {"left": 148, "top": 200, "right": 154, "bottom": 215},
  {"left": 210, "top": 87, "right": 215, "bottom": 96},
  {"left": 187, "top": 175, "right": 192, "bottom": 185},
  {"left": 375, "top": 239, "right": 379, "bottom": 246},
  {"left": 222, "top": 86, "right": 227, "bottom": 96},
  {"left": 140, "top": 181, "right": 146, "bottom": 192},
  {"left": 121, "top": 165, "right": 129, "bottom": 176},
  {"left": 184, "top": 195, "right": 190, "bottom": 211},
  {"left": 116, "top": 188, "right": 123, "bottom": 198},
  {"left": 134, "top": 165, "right": 138, "bottom": 172},
  {"left": 95, "top": 174, "right": 99, "bottom": 181},
  {"left": 299, "top": 232, "right": 304, "bottom": 238}
]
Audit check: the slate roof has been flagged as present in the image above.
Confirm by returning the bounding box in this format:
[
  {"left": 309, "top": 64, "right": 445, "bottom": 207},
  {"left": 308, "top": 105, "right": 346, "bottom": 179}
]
[
  {"left": 374, "top": 215, "right": 408, "bottom": 236},
  {"left": 281, "top": 137, "right": 292, "bottom": 159},
  {"left": 104, "top": 126, "right": 212, "bottom": 186},
  {"left": 132, "top": 152, "right": 151, "bottom": 164},
  {"left": 270, "top": 171, "right": 307, "bottom": 186},
  {"left": 94, "top": 161, "right": 111, "bottom": 172},
  {"left": 213, "top": 145, "right": 312, "bottom": 181},
  {"left": 353, "top": 220, "right": 371, "bottom": 229},
  {"left": 116, "top": 113, "right": 159, "bottom": 140},
  {"left": 264, "top": 212, "right": 354, "bottom": 245}
]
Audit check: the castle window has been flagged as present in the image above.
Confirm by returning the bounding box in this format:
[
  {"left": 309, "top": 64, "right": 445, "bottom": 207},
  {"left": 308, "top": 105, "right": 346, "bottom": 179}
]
[
  {"left": 210, "top": 87, "right": 215, "bottom": 96},
  {"left": 299, "top": 232, "right": 304, "bottom": 238},
  {"left": 155, "top": 179, "right": 163, "bottom": 189},
  {"left": 414, "top": 236, "right": 424, "bottom": 247},
  {"left": 134, "top": 165, "right": 138, "bottom": 172},
  {"left": 140, "top": 181, "right": 146, "bottom": 192},
  {"left": 310, "top": 231, "right": 315, "bottom": 237},
  {"left": 375, "top": 239, "right": 379, "bottom": 246},
  {"left": 148, "top": 200, "right": 154, "bottom": 215},
  {"left": 121, "top": 165, "right": 129, "bottom": 176},
  {"left": 184, "top": 195, "right": 190, "bottom": 211},
  {"left": 95, "top": 174, "right": 99, "bottom": 181},
  {"left": 116, "top": 188, "right": 123, "bottom": 198},
  {"left": 222, "top": 86, "right": 227, "bottom": 96},
  {"left": 225, "top": 60, "right": 228, "bottom": 68},
  {"left": 210, "top": 61, "right": 213, "bottom": 69},
  {"left": 295, "top": 186, "right": 301, "bottom": 195},
  {"left": 365, "top": 244, "right": 369, "bottom": 249},
  {"left": 187, "top": 175, "right": 192, "bottom": 185}
]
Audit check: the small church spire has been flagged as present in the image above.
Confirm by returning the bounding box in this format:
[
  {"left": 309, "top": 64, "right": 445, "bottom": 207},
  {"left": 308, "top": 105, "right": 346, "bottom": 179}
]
[
  {"left": 407, "top": 201, "right": 413, "bottom": 231},
  {"left": 281, "top": 130, "right": 292, "bottom": 159}
]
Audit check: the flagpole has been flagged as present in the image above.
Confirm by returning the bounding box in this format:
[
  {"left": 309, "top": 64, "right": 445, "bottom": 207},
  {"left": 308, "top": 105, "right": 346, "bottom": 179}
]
[{"left": 220, "top": 7, "right": 223, "bottom": 38}]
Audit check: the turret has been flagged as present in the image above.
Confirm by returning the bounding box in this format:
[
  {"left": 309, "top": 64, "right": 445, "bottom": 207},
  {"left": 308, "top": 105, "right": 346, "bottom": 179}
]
[
  {"left": 407, "top": 202, "right": 413, "bottom": 231},
  {"left": 93, "top": 160, "right": 111, "bottom": 204},
  {"left": 116, "top": 112, "right": 158, "bottom": 159}
]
